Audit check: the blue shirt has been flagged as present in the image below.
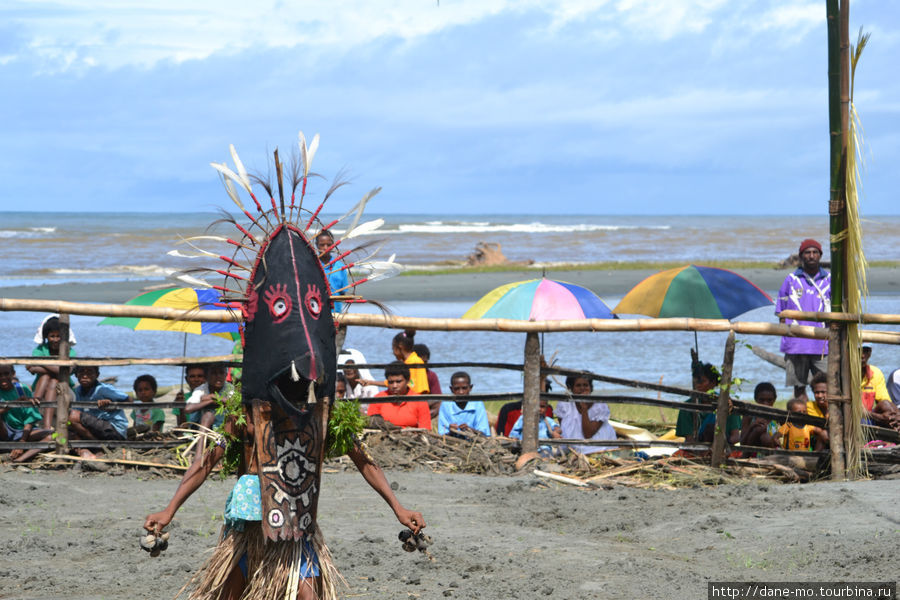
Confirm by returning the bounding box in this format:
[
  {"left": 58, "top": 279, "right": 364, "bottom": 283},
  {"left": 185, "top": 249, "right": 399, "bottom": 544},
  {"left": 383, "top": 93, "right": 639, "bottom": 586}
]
[
  {"left": 509, "top": 414, "right": 560, "bottom": 452},
  {"left": 73, "top": 382, "right": 130, "bottom": 438},
  {"left": 325, "top": 263, "right": 349, "bottom": 313},
  {"left": 437, "top": 400, "right": 491, "bottom": 436}
]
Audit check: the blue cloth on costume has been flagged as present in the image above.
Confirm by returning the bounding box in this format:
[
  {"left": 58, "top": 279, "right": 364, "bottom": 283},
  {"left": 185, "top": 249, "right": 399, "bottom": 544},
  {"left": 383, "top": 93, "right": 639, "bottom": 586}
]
[
  {"left": 224, "top": 474, "right": 263, "bottom": 530},
  {"left": 224, "top": 474, "right": 320, "bottom": 577}
]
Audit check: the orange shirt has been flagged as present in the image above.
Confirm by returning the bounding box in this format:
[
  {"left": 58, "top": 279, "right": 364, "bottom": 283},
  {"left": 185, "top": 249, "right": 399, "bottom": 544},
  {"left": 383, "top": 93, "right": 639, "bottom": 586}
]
[{"left": 368, "top": 389, "right": 431, "bottom": 429}]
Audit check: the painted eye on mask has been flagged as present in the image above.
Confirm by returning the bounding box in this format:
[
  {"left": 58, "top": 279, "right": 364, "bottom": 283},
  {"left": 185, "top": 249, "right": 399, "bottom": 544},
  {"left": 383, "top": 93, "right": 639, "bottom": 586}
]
[
  {"left": 305, "top": 285, "right": 323, "bottom": 318},
  {"left": 263, "top": 283, "right": 293, "bottom": 323}
]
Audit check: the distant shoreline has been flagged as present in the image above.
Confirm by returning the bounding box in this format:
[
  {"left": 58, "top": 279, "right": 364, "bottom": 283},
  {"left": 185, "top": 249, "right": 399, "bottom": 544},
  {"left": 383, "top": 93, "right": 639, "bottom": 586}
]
[{"left": 2, "top": 264, "right": 899, "bottom": 304}]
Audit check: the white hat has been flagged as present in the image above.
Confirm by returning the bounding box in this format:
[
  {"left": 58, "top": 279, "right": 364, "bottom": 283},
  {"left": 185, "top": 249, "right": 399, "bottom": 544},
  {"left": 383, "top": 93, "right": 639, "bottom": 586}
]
[{"left": 33, "top": 314, "right": 77, "bottom": 346}]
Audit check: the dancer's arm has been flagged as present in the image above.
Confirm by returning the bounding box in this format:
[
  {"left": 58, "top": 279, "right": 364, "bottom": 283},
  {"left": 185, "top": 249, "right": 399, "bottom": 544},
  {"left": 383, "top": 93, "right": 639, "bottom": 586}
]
[
  {"left": 143, "top": 441, "right": 226, "bottom": 532},
  {"left": 348, "top": 442, "right": 425, "bottom": 534}
]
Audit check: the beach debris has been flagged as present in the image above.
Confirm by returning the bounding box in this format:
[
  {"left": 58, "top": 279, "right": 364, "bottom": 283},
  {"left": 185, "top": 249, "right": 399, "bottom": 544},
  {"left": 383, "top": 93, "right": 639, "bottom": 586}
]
[{"left": 465, "top": 242, "right": 533, "bottom": 267}]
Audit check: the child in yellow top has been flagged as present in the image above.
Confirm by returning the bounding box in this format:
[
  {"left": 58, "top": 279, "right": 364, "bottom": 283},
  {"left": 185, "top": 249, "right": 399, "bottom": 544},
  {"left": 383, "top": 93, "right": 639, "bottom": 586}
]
[{"left": 778, "top": 397, "right": 828, "bottom": 451}]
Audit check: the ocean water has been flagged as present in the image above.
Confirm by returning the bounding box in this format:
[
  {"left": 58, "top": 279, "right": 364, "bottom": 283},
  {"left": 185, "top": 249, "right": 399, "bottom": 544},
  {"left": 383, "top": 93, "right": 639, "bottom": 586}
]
[
  {"left": 2, "top": 211, "right": 899, "bottom": 286},
  {"left": 2, "top": 211, "right": 898, "bottom": 402}
]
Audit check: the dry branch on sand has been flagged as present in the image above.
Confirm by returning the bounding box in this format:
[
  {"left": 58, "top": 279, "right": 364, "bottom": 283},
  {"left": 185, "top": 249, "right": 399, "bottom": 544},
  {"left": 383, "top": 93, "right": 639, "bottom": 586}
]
[{"left": 6, "top": 428, "right": 900, "bottom": 486}]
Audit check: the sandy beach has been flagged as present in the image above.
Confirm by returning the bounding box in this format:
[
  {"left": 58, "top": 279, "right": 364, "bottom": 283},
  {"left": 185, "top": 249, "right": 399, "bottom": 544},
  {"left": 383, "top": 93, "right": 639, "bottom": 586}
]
[
  {"left": 0, "top": 466, "right": 897, "bottom": 600},
  {"left": 3, "top": 266, "right": 900, "bottom": 304}
]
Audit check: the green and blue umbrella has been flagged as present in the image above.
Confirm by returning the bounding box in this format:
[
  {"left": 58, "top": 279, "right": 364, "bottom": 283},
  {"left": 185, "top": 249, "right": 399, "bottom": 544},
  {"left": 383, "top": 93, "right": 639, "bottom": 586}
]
[
  {"left": 613, "top": 265, "right": 772, "bottom": 320},
  {"left": 100, "top": 287, "right": 240, "bottom": 340}
]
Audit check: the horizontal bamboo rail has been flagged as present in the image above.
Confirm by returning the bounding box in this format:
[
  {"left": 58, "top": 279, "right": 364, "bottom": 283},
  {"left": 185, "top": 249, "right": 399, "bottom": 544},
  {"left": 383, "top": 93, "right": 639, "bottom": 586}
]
[
  {"left": 779, "top": 309, "right": 900, "bottom": 325},
  {"left": 0, "top": 355, "right": 240, "bottom": 368},
  {"left": 4, "top": 297, "right": 900, "bottom": 344}
]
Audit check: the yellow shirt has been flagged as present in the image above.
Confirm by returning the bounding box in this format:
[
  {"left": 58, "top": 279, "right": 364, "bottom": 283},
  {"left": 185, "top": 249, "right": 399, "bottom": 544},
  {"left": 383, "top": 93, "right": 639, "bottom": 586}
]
[
  {"left": 861, "top": 365, "right": 890, "bottom": 412},
  {"left": 405, "top": 352, "right": 429, "bottom": 394},
  {"left": 806, "top": 401, "right": 825, "bottom": 419},
  {"left": 383, "top": 352, "right": 430, "bottom": 394},
  {"left": 777, "top": 422, "right": 813, "bottom": 451}
]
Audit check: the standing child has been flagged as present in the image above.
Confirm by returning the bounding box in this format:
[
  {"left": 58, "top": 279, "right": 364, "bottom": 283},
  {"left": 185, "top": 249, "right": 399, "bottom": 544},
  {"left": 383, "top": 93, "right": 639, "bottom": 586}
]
[
  {"left": 25, "top": 315, "right": 76, "bottom": 428},
  {"left": 131, "top": 374, "right": 165, "bottom": 435},
  {"left": 0, "top": 365, "right": 52, "bottom": 462},
  {"left": 777, "top": 397, "right": 828, "bottom": 452}
]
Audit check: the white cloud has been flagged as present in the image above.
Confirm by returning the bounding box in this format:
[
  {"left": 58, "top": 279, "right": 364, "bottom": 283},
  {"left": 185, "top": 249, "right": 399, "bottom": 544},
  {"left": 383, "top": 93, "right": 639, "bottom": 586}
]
[{"left": 4, "top": 0, "right": 828, "bottom": 72}]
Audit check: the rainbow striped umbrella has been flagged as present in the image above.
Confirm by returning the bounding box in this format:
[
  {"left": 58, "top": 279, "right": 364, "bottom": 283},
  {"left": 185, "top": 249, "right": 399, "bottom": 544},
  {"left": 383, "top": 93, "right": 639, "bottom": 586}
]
[
  {"left": 613, "top": 265, "right": 772, "bottom": 320},
  {"left": 100, "top": 287, "right": 240, "bottom": 340},
  {"left": 463, "top": 278, "right": 615, "bottom": 320}
]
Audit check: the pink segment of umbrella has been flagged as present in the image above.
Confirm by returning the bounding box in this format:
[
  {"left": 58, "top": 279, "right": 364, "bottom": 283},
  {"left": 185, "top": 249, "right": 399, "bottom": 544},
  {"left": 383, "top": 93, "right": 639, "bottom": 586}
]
[{"left": 463, "top": 278, "right": 615, "bottom": 321}]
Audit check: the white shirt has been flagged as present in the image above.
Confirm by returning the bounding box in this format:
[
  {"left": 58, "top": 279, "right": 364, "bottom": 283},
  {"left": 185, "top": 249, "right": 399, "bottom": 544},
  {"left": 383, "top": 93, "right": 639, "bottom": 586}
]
[{"left": 556, "top": 400, "right": 617, "bottom": 454}]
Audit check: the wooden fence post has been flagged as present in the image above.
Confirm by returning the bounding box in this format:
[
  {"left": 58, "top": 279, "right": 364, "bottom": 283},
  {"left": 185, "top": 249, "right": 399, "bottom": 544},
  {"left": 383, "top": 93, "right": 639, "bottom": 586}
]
[
  {"left": 521, "top": 332, "right": 541, "bottom": 456},
  {"left": 827, "top": 324, "right": 846, "bottom": 479},
  {"left": 54, "top": 313, "right": 72, "bottom": 453},
  {"left": 711, "top": 331, "right": 735, "bottom": 467}
]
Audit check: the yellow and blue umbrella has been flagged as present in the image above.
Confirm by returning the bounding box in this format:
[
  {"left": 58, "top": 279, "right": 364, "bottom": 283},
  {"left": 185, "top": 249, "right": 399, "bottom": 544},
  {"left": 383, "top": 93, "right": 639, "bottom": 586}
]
[
  {"left": 613, "top": 265, "right": 772, "bottom": 320},
  {"left": 463, "top": 278, "right": 615, "bottom": 320},
  {"left": 100, "top": 287, "right": 240, "bottom": 340}
]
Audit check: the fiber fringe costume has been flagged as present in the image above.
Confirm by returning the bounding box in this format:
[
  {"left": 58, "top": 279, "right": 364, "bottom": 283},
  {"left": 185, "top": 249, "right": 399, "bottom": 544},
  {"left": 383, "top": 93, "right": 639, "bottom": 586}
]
[{"left": 168, "top": 133, "right": 401, "bottom": 600}]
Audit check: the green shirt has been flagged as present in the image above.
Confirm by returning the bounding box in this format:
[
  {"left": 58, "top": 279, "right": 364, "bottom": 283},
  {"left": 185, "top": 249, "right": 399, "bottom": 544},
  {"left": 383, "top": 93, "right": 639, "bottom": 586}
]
[
  {"left": 132, "top": 406, "right": 166, "bottom": 427},
  {"left": 31, "top": 343, "right": 77, "bottom": 388},
  {"left": 1, "top": 383, "right": 43, "bottom": 430}
]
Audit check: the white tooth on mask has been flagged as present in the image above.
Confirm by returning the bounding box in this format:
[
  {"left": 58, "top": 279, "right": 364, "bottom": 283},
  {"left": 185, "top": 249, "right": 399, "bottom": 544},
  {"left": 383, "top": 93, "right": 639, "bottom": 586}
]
[
  {"left": 291, "top": 360, "right": 300, "bottom": 382},
  {"left": 307, "top": 380, "right": 317, "bottom": 405}
]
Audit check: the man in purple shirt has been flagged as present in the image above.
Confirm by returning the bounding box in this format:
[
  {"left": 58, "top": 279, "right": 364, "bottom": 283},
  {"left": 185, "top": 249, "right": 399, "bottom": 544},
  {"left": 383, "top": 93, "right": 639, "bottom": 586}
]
[{"left": 776, "top": 238, "right": 831, "bottom": 399}]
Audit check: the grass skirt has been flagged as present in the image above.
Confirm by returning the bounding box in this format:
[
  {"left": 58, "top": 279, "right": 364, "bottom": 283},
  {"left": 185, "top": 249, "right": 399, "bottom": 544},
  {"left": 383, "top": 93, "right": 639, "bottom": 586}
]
[{"left": 178, "top": 522, "right": 344, "bottom": 600}]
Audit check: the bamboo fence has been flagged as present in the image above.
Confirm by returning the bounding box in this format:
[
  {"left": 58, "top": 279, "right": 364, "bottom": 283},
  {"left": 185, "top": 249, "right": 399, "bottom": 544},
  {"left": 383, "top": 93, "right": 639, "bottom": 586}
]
[{"left": 2, "top": 298, "right": 899, "bottom": 476}]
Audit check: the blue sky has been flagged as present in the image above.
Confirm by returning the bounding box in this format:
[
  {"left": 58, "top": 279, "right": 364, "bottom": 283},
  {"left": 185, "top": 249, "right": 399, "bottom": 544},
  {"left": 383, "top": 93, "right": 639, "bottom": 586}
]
[{"left": 1, "top": 0, "right": 897, "bottom": 215}]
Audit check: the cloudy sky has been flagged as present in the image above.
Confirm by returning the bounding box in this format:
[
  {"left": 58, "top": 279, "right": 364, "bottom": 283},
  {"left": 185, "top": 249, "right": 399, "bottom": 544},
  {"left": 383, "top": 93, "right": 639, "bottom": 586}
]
[{"left": 1, "top": 0, "right": 897, "bottom": 214}]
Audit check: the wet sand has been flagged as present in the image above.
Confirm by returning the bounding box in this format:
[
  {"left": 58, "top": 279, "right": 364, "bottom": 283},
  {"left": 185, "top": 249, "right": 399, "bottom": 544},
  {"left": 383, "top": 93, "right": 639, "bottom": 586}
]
[
  {"left": 3, "top": 266, "right": 900, "bottom": 304},
  {"left": 0, "top": 467, "right": 897, "bottom": 599}
]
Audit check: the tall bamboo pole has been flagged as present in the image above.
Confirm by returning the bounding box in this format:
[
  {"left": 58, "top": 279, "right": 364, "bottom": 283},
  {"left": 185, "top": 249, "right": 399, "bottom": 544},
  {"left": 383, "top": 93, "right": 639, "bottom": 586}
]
[
  {"left": 520, "top": 332, "right": 541, "bottom": 456},
  {"left": 826, "top": 0, "right": 850, "bottom": 480}
]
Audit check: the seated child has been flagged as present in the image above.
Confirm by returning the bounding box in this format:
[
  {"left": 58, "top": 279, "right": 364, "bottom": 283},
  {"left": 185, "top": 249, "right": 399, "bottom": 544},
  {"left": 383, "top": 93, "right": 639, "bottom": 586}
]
[
  {"left": 184, "top": 363, "right": 234, "bottom": 462},
  {"left": 675, "top": 361, "right": 719, "bottom": 443},
  {"left": 367, "top": 362, "right": 431, "bottom": 429},
  {"left": 130, "top": 374, "right": 165, "bottom": 435},
  {"left": 497, "top": 378, "right": 554, "bottom": 437},
  {"left": 509, "top": 397, "right": 562, "bottom": 456},
  {"left": 777, "top": 397, "right": 828, "bottom": 452},
  {"left": 555, "top": 375, "right": 617, "bottom": 454},
  {"left": 184, "top": 364, "right": 233, "bottom": 430},
  {"left": 0, "top": 365, "right": 51, "bottom": 462},
  {"left": 25, "top": 315, "right": 76, "bottom": 428},
  {"left": 335, "top": 373, "right": 348, "bottom": 399},
  {"left": 740, "top": 382, "right": 780, "bottom": 449},
  {"left": 68, "top": 365, "right": 130, "bottom": 461},
  {"left": 805, "top": 372, "right": 829, "bottom": 419},
  {"left": 173, "top": 364, "right": 206, "bottom": 427},
  {"left": 437, "top": 371, "right": 491, "bottom": 437}
]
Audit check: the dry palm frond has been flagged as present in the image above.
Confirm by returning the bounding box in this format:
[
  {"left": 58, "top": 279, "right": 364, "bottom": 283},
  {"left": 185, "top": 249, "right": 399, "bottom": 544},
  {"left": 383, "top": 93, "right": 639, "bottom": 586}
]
[{"left": 843, "top": 27, "right": 871, "bottom": 478}]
